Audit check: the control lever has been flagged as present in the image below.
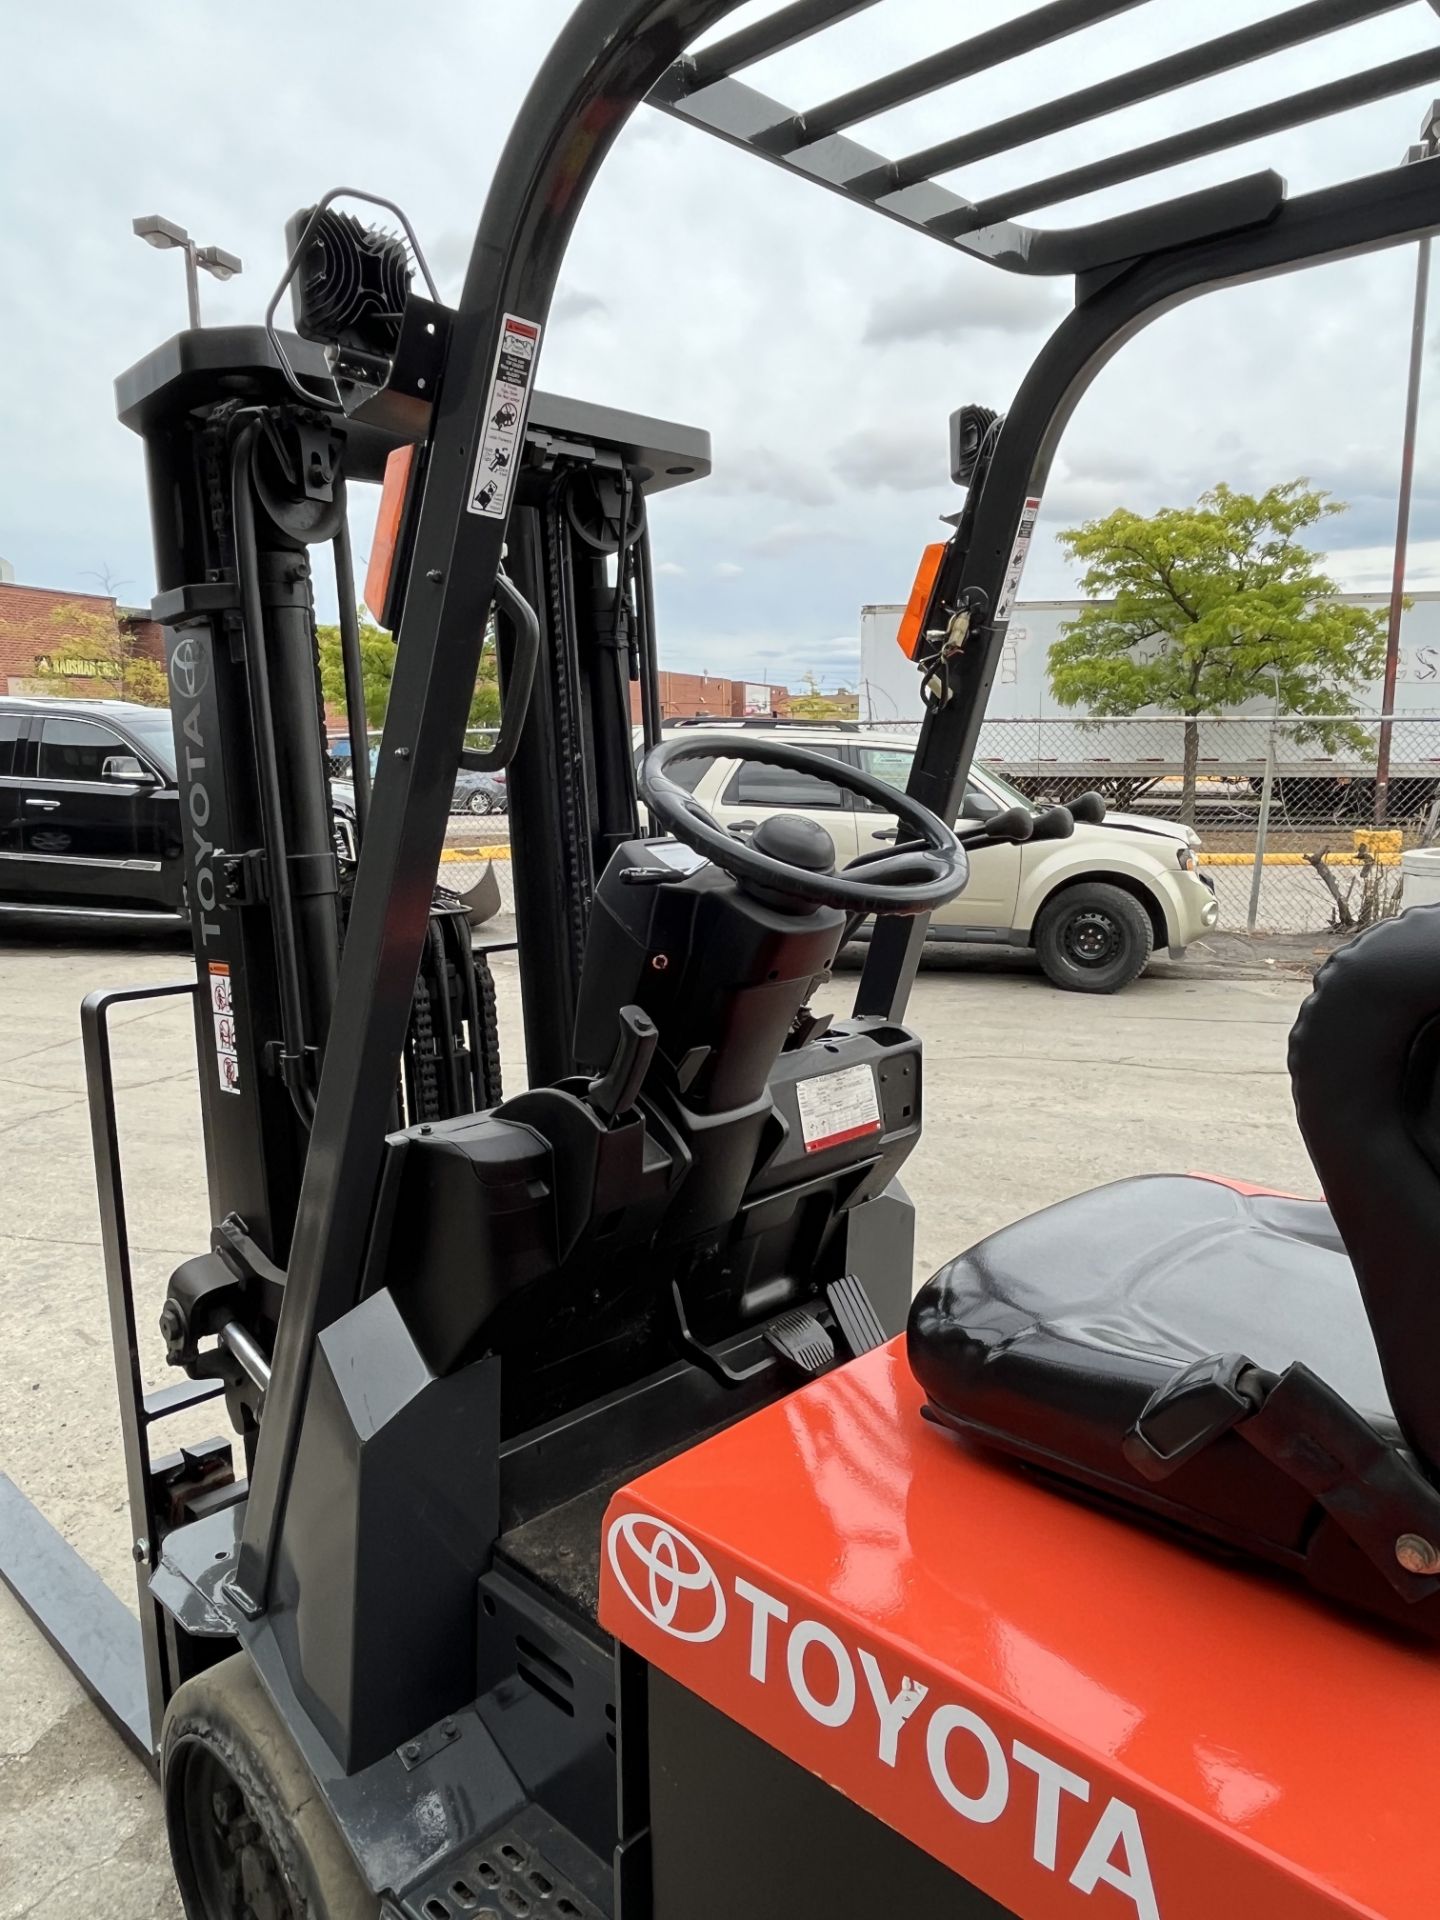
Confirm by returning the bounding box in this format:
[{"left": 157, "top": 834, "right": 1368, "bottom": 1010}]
[
  {"left": 586, "top": 1004, "right": 658, "bottom": 1126},
  {"left": 1068, "top": 790, "right": 1107, "bottom": 825},
  {"left": 956, "top": 803, "right": 1033, "bottom": 852},
  {"left": 1028, "top": 804, "right": 1076, "bottom": 842}
]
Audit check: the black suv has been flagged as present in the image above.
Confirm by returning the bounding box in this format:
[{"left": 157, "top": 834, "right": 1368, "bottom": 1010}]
[{"left": 0, "top": 695, "right": 355, "bottom": 925}]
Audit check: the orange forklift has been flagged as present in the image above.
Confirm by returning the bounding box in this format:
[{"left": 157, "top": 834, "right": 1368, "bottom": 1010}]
[{"left": 5, "top": 5, "right": 1440, "bottom": 1917}]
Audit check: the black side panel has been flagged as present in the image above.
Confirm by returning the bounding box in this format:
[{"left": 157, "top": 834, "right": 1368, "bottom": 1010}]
[
  {"left": 647, "top": 1672, "right": 1015, "bottom": 1919},
  {"left": 842, "top": 1176, "right": 915, "bottom": 1336},
  {"left": 269, "top": 1291, "right": 501, "bottom": 1772}
]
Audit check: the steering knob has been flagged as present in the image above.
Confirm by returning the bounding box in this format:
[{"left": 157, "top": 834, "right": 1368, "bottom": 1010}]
[{"left": 750, "top": 814, "right": 836, "bottom": 874}]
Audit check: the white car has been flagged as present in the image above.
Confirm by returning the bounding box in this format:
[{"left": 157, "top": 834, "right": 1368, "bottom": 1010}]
[{"left": 653, "top": 726, "right": 1219, "bottom": 992}]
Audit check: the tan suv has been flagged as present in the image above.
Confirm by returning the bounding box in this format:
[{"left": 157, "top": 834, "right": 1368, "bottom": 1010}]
[{"left": 658, "top": 725, "right": 1219, "bottom": 992}]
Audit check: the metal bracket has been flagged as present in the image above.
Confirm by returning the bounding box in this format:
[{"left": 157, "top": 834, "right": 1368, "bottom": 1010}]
[
  {"left": 397, "top": 1713, "right": 464, "bottom": 1772},
  {"left": 151, "top": 578, "right": 240, "bottom": 626},
  {"left": 216, "top": 847, "right": 268, "bottom": 908}
]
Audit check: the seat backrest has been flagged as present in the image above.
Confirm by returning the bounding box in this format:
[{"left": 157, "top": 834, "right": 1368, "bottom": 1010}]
[{"left": 1289, "top": 903, "right": 1440, "bottom": 1480}]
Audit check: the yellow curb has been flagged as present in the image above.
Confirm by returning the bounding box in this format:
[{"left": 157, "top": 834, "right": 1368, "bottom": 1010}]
[
  {"left": 1199, "top": 851, "right": 1401, "bottom": 868},
  {"left": 441, "top": 842, "right": 1407, "bottom": 871}
]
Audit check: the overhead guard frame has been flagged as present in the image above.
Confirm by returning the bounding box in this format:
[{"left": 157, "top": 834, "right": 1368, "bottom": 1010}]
[{"left": 653, "top": 0, "right": 1440, "bottom": 273}]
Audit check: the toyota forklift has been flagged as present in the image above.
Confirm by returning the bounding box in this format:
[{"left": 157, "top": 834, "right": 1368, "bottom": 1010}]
[{"left": 7, "top": 4, "right": 1440, "bottom": 1917}]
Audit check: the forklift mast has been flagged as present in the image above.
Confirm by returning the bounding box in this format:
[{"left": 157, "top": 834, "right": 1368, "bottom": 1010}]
[{"left": 6, "top": 6, "right": 1440, "bottom": 1920}]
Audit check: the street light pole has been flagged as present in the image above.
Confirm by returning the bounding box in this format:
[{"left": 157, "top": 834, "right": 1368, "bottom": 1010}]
[
  {"left": 180, "top": 240, "right": 202, "bottom": 331},
  {"left": 131, "top": 215, "right": 242, "bottom": 330},
  {"left": 1377, "top": 107, "right": 1440, "bottom": 825}
]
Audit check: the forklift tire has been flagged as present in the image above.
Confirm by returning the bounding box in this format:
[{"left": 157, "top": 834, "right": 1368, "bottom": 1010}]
[
  {"left": 1033, "top": 881, "right": 1153, "bottom": 993},
  {"left": 162, "top": 1653, "right": 378, "bottom": 1920}
]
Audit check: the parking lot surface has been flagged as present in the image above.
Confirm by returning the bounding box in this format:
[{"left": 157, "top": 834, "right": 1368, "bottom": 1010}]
[{"left": 0, "top": 926, "right": 1318, "bottom": 1918}]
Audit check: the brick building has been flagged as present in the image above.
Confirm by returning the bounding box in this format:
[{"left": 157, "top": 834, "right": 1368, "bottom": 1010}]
[
  {"left": 628, "top": 672, "right": 790, "bottom": 723},
  {"left": 1, "top": 571, "right": 792, "bottom": 733},
  {"left": 0, "top": 575, "right": 166, "bottom": 696}
]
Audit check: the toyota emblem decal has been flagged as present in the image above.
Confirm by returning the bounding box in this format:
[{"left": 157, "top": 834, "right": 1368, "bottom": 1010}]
[
  {"left": 169, "top": 635, "right": 212, "bottom": 701},
  {"left": 605, "top": 1512, "right": 726, "bottom": 1643}
]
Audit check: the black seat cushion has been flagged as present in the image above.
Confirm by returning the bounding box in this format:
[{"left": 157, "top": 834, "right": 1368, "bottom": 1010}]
[
  {"left": 908, "top": 1174, "right": 1414, "bottom": 1592},
  {"left": 910, "top": 909, "right": 1440, "bottom": 1637}
]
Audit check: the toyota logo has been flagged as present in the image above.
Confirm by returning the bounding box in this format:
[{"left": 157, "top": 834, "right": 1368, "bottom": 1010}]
[
  {"left": 606, "top": 1512, "right": 726, "bottom": 1643},
  {"left": 169, "top": 635, "right": 211, "bottom": 701}
]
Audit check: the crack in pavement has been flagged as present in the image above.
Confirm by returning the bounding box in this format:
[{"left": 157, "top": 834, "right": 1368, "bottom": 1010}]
[
  {"left": 944, "top": 1050, "right": 1286, "bottom": 1077},
  {"left": 0, "top": 1095, "right": 88, "bottom": 1137},
  {"left": 0, "top": 1229, "right": 197, "bottom": 1256},
  {"left": 0, "top": 997, "right": 189, "bottom": 1074},
  {"left": 0, "top": 1069, "right": 197, "bottom": 1127}
]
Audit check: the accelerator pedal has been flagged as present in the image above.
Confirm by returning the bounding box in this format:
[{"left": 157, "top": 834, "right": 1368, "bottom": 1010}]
[
  {"left": 827, "top": 1273, "right": 888, "bottom": 1358},
  {"left": 765, "top": 1309, "right": 836, "bottom": 1379}
]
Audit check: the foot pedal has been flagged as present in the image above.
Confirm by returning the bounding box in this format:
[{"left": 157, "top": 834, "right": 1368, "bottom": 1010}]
[
  {"left": 827, "top": 1274, "right": 888, "bottom": 1357},
  {"left": 765, "top": 1309, "right": 836, "bottom": 1378}
]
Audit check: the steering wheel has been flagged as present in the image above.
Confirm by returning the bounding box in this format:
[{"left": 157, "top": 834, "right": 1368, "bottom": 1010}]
[{"left": 639, "top": 735, "right": 969, "bottom": 916}]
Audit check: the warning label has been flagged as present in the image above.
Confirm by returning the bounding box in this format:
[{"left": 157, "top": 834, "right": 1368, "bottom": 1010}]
[
  {"left": 467, "top": 313, "right": 542, "bottom": 519},
  {"left": 208, "top": 962, "right": 240, "bottom": 1097},
  {"left": 996, "top": 496, "right": 1042, "bottom": 624},
  {"left": 795, "top": 1063, "right": 881, "bottom": 1154}
]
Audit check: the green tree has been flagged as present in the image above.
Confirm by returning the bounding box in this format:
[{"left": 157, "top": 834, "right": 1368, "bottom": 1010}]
[
  {"left": 316, "top": 613, "right": 398, "bottom": 727},
  {"left": 1050, "top": 481, "right": 1387, "bottom": 824},
  {"left": 34, "top": 600, "right": 168, "bottom": 706},
  {"left": 789, "top": 670, "right": 859, "bottom": 721},
  {"left": 316, "top": 611, "right": 500, "bottom": 734}
]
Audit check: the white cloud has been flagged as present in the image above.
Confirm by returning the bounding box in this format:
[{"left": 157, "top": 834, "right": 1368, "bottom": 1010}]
[
  {"left": 551, "top": 287, "right": 608, "bottom": 324},
  {"left": 746, "top": 524, "right": 848, "bottom": 559},
  {"left": 4, "top": 0, "right": 1438, "bottom": 701},
  {"left": 865, "top": 274, "right": 1065, "bottom": 347},
  {"left": 832, "top": 426, "right": 948, "bottom": 495},
  {"left": 1324, "top": 540, "right": 1440, "bottom": 592},
  {"left": 706, "top": 446, "right": 836, "bottom": 507}
]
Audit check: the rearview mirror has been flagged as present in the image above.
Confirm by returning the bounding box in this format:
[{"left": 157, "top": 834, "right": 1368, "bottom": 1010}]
[{"left": 102, "top": 754, "right": 157, "bottom": 784}]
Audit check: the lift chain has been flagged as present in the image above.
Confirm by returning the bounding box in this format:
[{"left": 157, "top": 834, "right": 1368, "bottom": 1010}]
[
  {"left": 544, "top": 472, "right": 594, "bottom": 987},
  {"left": 472, "top": 951, "right": 503, "bottom": 1110}
]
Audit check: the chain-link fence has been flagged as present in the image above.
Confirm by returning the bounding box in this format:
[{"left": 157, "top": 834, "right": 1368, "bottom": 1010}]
[
  {"left": 952, "top": 713, "right": 1440, "bottom": 936},
  {"left": 325, "top": 727, "right": 510, "bottom": 904},
  {"left": 332, "top": 712, "right": 1440, "bottom": 936}
]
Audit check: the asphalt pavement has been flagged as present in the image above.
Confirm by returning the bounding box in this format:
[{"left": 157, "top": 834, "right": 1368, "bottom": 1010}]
[{"left": 0, "top": 925, "right": 1319, "bottom": 1918}]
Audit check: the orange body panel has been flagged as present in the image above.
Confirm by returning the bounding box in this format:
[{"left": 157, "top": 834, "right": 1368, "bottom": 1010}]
[
  {"left": 1188, "top": 1172, "right": 1309, "bottom": 1199},
  {"left": 365, "top": 443, "right": 415, "bottom": 626},
  {"left": 601, "top": 1340, "right": 1439, "bottom": 1920}
]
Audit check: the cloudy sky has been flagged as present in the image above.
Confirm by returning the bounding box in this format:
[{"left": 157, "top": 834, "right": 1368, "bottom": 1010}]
[{"left": 7, "top": 0, "right": 1440, "bottom": 695}]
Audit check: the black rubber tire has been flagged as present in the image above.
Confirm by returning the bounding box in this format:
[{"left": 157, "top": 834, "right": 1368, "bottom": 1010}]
[
  {"left": 1033, "top": 881, "right": 1153, "bottom": 994},
  {"left": 162, "top": 1653, "right": 378, "bottom": 1920}
]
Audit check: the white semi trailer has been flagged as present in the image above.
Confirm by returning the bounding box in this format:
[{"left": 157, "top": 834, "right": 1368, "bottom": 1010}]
[{"left": 860, "top": 592, "right": 1440, "bottom": 813}]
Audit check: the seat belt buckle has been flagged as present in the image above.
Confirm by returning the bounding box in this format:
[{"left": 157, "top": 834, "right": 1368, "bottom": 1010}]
[{"left": 1123, "top": 1351, "right": 1265, "bottom": 1482}]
